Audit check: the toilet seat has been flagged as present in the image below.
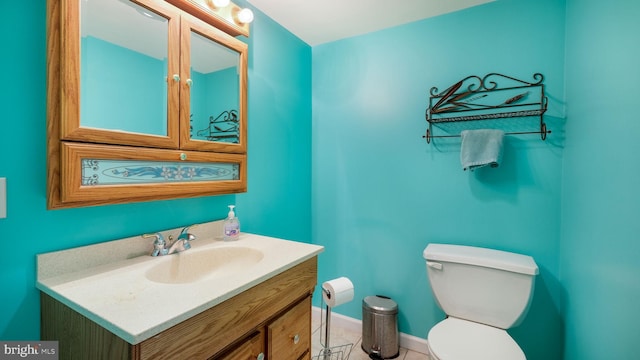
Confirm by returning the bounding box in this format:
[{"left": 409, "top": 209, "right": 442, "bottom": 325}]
[{"left": 427, "top": 317, "right": 525, "bottom": 360}]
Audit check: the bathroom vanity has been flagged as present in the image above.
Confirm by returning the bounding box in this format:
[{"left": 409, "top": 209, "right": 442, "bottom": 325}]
[{"left": 37, "top": 222, "right": 323, "bottom": 359}]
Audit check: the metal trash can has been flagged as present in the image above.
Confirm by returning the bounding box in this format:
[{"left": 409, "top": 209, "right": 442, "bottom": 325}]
[{"left": 362, "top": 295, "right": 399, "bottom": 359}]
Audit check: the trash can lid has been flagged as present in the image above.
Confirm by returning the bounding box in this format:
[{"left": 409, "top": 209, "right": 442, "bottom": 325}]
[{"left": 363, "top": 295, "right": 398, "bottom": 314}]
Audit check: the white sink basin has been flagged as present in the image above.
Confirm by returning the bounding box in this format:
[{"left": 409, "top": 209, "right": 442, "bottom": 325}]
[{"left": 145, "top": 246, "right": 264, "bottom": 284}]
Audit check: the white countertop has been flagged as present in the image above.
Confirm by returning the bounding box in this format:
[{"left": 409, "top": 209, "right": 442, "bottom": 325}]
[{"left": 36, "top": 223, "right": 323, "bottom": 345}]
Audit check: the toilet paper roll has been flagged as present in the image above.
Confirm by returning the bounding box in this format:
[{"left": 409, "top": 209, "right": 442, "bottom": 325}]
[{"left": 322, "top": 277, "right": 354, "bottom": 308}]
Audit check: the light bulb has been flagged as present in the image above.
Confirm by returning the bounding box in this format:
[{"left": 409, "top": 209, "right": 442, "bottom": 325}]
[
  {"left": 211, "top": 0, "right": 230, "bottom": 8},
  {"left": 236, "top": 8, "right": 254, "bottom": 24}
]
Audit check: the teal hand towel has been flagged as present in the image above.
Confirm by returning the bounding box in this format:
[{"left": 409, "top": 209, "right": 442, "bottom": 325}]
[{"left": 460, "top": 129, "right": 505, "bottom": 171}]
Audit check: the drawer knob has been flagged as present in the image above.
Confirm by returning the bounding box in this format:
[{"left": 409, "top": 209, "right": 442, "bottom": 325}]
[
  {"left": 256, "top": 353, "right": 264, "bottom": 360},
  {"left": 293, "top": 334, "right": 300, "bottom": 344},
  {"left": 180, "top": 153, "right": 187, "bottom": 161}
]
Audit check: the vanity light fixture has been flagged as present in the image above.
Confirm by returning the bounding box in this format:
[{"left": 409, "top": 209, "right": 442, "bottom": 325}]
[
  {"left": 166, "top": 0, "right": 251, "bottom": 37},
  {"left": 235, "top": 8, "right": 254, "bottom": 24},
  {"left": 209, "top": 0, "right": 230, "bottom": 8}
]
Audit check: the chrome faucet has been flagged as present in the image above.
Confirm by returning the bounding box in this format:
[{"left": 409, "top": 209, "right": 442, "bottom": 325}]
[{"left": 143, "top": 224, "right": 198, "bottom": 257}]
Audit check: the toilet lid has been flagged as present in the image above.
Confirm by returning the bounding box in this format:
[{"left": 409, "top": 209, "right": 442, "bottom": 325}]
[{"left": 428, "top": 317, "right": 525, "bottom": 360}]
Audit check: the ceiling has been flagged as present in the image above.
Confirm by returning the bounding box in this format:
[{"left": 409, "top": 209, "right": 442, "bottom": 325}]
[{"left": 246, "top": 0, "right": 495, "bottom": 46}]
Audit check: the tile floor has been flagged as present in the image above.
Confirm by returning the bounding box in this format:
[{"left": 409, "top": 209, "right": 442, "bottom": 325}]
[{"left": 310, "top": 317, "right": 431, "bottom": 360}]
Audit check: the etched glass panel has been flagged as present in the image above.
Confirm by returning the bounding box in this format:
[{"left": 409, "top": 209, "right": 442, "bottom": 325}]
[{"left": 81, "top": 159, "right": 239, "bottom": 186}]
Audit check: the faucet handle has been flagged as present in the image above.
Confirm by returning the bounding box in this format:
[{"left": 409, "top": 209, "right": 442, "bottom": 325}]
[
  {"left": 142, "top": 232, "right": 165, "bottom": 244},
  {"left": 179, "top": 224, "right": 198, "bottom": 235},
  {"left": 143, "top": 232, "right": 168, "bottom": 256}
]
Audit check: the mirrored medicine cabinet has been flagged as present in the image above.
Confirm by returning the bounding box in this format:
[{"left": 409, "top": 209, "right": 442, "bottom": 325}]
[{"left": 47, "top": 0, "right": 249, "bottom": 209}]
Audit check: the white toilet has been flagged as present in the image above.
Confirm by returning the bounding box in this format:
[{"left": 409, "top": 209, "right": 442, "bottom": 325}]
[{"left": 423, "top": 243, "right": 539, "bottom": 360}]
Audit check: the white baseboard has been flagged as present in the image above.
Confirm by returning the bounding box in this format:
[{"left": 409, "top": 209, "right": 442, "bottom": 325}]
[{"left": 312, "top": 306, "right": 429, "bottom": 355}]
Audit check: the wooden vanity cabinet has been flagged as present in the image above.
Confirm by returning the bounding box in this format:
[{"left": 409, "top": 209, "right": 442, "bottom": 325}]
[
  {"left": 41, "top": 257, "right": 317, "bottom": 360},
  {"left": 215, "top": 296, "right": 312, "bottom": 360}
]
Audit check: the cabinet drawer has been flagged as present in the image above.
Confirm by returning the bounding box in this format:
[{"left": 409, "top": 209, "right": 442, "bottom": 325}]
[
  {"left": 267, "top": 296, "right": 311, "bottom": 360},
  {"left": 214, "top": 330, "right": 264, "bottom": 360},
  {"left": 59, "top": 142, "right": 246, "bottom": 204}
]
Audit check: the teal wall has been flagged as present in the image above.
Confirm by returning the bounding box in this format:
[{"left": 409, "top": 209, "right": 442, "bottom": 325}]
[
  {"left": 236, "top": 8, "right": 312, "bottom": 241},
  {"left": 0, "top": 0, "right": 311, "bottom": 341},
  {"left": 561, "top": 0, "right": 640, "bottom": 359},
  {"left": 312, "top": 1, "right": 566, "bottom": 359}
]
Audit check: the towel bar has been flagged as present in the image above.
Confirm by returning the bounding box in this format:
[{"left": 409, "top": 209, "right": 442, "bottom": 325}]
[{"left": 423, "top": 125, "right": 551, "bottom": 144}]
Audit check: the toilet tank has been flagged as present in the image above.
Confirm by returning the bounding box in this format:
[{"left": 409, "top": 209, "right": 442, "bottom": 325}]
[{"left": 423, "top": 244, "right": 539, "bottom": 329}]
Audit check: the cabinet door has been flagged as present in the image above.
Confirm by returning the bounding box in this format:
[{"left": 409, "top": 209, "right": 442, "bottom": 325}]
[
  {"left": 214, "top": 331, "right": 265, "bottom": 360},
  {"left": 59, "top": 0, "right": 181, "bottom": 149},
  {"left": 59, "top": 142, "right": 246, "bottom": 205},
  {"left": 179, "top": 16, "right": 248, "bottom": 154},
  {"left": 268, "top": 296, "right": 311, "bottom": 360}
]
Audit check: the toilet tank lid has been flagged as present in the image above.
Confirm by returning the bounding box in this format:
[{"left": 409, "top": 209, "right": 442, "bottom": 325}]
[{"left": 423, "top": 244, "right": 539, "bottom": 275}]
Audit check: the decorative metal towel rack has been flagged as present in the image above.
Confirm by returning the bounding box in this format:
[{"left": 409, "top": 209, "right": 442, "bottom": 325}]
[{"left": 424, "top": 73, "right": 550, "bottom": 143}]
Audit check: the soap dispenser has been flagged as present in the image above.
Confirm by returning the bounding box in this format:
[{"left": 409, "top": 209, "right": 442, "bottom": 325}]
[{"left": 223, "top": 205, "right": 240, "bottom": 241}]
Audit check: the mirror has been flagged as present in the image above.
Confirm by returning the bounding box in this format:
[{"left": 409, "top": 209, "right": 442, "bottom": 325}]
[
  {"left": 189, "top": 30, "right": 241, "bottom": 144},
  {"left": 80, "top": 0, "right": 169, "bottom": 136},
  {"left": 78, "top": 0, "right": 243, "bottom": 143}
]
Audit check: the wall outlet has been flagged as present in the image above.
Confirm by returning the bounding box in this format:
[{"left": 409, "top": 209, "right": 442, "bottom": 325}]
[{"left": 0, "top": 178, "right": 6, "bottom": 219}]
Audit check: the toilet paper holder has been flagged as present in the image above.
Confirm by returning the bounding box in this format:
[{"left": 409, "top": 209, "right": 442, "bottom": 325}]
[{"left": 311, "top": 283, "right": 354, "bottom": 360}]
